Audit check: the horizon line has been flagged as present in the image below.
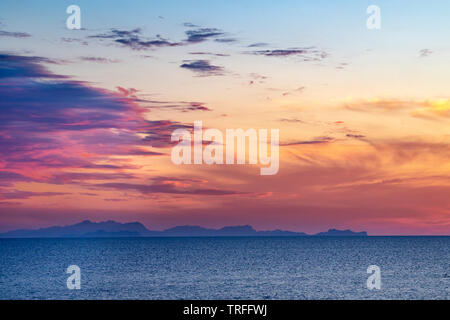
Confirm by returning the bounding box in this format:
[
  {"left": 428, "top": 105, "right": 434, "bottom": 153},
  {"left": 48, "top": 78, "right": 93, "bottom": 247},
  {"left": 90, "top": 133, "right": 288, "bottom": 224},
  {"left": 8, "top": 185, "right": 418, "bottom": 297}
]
[{"left": 1, "top": 219, "right": 449, "bottom": 237}]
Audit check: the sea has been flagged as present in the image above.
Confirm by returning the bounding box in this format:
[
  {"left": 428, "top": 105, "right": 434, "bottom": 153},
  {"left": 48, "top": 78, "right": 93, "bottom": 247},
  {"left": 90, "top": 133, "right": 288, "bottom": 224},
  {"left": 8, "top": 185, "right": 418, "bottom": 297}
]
[{"left": 0, "top": 236, "right": 449, "bottom": 299}]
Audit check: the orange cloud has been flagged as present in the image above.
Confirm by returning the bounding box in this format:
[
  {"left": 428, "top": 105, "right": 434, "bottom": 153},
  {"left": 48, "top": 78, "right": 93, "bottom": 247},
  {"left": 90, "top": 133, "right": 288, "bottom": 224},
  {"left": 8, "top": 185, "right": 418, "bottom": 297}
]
[{"left": 345, "top": 98, "right": 450, "bottom": 120}]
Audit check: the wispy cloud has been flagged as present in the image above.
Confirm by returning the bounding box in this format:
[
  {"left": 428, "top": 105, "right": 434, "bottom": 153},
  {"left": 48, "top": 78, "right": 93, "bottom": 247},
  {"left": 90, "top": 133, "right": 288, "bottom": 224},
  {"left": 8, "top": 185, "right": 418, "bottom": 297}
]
[
  {"left": 214, "top": 38, "right": 237, "bottom": 43},
  {"left": 419, "top": 49, "right": 433, "bottom": 58},
  {"left": 344, "top": 98, "right": 450, "bottom": 120},
  {"left": 61, "top": 37, "right": 88, "bottom": 45},
  {"left": 90, "top": 28, "right": 181, "bottom": 50},
  {"left": 185, "top": 27, "right": 226, "bottom": 43},
  {"left": 346, "top": 134, "right": 366, "bottom": 139},
  {"left": 0, "top": 30, "right": 31, "bottom": 38},
  {"left": 180, "top": 60, "right": 225, "bottom": 76},
  {"left": 246, "top": 47, "right": 328, "bottom": 61},
  {"left": 0, "top": 190, "right": 68, "bottom": 200},
  {"left": 412, "top": 99, "right": 450, "bottom": 119},
  {"left": 114, "top": 87, "right": 213, "bottom": 112},
  {"left": 93, "top": 182, "right": 243, "bottom": 196},
  {"left": 278, "top": 118, "right": 305, "bottom": 123},
  {"left": 0, "top": 171, "right": 32, "bottom": 187},
  {"left": 89, "top": 25, "right": 235, "bottom": 51},
  {"left": 247, "top": 42, "right": 269, "bottom": 48},
  {"left": 282, "top": 86, "right": 306, "bottom": 96},
  {"left": 182, "top": 22, "right": 200, "bottom": 28},
  {"left": 280, "top": 137, "right": 334, "bottom": 146},
  {"left": 79, "top": 56, "right": 121, "bottom": 63},
  {"left": 189, "top": 52, "right": 230, "bottom": 57}
]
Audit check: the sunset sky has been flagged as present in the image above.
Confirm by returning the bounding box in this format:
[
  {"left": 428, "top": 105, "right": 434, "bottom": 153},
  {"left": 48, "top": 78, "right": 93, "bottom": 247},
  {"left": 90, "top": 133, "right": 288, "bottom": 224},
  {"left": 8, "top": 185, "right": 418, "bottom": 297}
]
[{"left": 0, "top": 0, "right": 449, "bottom": 235}]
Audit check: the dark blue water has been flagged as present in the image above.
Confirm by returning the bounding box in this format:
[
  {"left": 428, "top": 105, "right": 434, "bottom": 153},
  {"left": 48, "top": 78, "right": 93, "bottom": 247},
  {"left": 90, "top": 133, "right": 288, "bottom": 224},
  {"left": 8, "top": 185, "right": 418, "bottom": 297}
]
[{"left": 0, "top": 237, "right": 449, "bottom": 299}]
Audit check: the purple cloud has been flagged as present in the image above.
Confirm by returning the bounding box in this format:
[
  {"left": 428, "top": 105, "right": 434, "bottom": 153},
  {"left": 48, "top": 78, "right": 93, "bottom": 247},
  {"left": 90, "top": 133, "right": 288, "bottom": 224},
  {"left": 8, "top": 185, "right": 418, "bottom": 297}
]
[
  {"left": 0, "top": 53, "right": 191, "bottom": 185},
  {"left": 0, "top": 54, "right": 64, "bottom": 79},
  {"left": 93, "top": 182, "right": 242, "bottom": 196}
]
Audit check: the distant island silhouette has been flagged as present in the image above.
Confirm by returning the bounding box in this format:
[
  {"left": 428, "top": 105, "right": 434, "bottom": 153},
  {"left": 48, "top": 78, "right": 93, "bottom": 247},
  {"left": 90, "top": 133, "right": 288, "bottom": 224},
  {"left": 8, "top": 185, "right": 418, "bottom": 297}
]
[{"left": 0, "top": 220, "right": 368, "bottom": 238}]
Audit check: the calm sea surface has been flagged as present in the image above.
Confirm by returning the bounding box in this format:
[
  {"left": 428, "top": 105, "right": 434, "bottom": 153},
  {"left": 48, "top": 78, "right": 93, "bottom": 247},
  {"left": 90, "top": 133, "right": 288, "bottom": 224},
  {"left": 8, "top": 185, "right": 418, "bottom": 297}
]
[{"left": 0, "top": 237, "right": 449, "bottom": 299}]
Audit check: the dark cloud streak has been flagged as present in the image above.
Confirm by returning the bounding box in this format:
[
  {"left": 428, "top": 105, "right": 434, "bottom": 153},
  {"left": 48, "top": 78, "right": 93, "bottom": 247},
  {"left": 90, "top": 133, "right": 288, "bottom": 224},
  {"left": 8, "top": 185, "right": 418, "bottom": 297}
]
[
  {"left": 246, "top": 48, "right": 328, "bottom": 61},
  {"left": 180, "top": 60, "right": 225, "bottom": 76},
  {"left": 0, "top": 30, "right": 31, "bottom": 38},
  {"left": 89, "top": 28, "right": 181, "bottom": 50}
]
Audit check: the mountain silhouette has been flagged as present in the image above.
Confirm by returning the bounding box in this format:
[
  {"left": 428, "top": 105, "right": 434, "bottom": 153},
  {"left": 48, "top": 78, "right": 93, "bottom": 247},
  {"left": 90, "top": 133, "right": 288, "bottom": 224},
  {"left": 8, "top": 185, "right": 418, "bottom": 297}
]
[
  {"left": 0, "top": 220, "right": 153, "bottom": 238},
  {"left": 0, "top": 220, "right": 367, "bottom": 238},
  {"left": 314, "top": 228, "right": 368, "bottom": 236}
]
